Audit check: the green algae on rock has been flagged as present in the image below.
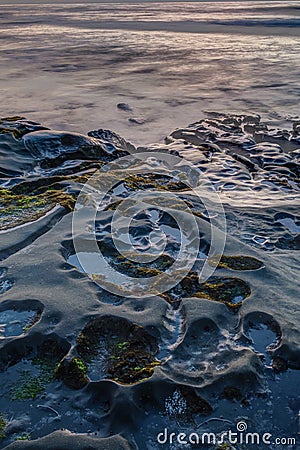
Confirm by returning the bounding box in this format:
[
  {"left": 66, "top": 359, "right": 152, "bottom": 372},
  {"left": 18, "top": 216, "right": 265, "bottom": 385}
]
[
  {"left": 110, "top": 254, "right": 174, "bottom": 279},
  {"left": 164, "top": 272, "right": 251, "bottom": 310},
  {"left": 55, "top": 357, "right": 88, "bottom": 390},
  {"left": 208, "top": 254, "right": 264, "bottom": 271},
  {"left": 0, "top": 188, "right": 75, "bottom": 230},
  {"left": 113, "top": 173, "right": 190, "bottom": 193},
  {"left": 215, "top": 443, "right": 236, "bottom": 450},
  {"left": 194, "top": 277, "right": 251, "bottom": 310},
  {"left": 75, "top": 316, "right": 160, "bottom": 385},
  {"left": 14, "top": 433, "right": 30, "bottom": 441},
  {"left": 0, "top": 337, "right": 70, "bottom": 401},
  {"left": 10, "top": 360, "right": 56, "bottom": 401}
]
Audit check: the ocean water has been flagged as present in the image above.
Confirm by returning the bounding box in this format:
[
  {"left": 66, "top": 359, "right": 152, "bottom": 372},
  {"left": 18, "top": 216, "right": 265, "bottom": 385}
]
[{"left": 0, "top": 1, "right": 300, "bottom": 145}]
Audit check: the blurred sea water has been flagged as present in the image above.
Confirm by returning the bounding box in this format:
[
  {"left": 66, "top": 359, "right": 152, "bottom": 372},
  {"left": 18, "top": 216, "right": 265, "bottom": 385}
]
[{"left": 0, "top": 1, "right": 299, "bottom": 144}]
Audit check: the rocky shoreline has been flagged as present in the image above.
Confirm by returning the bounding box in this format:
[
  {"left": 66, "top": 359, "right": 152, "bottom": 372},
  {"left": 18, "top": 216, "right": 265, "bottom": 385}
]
[{"left": 0, "top": 113, "right": 299, "bottom": 449}]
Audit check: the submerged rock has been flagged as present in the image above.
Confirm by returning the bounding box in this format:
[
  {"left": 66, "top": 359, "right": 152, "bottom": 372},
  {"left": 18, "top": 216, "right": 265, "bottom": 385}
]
[
  {"left": 128, "top": 117, "right": 146, "bottom": 125},
  {"left": 117, "top": 102, "right": 133, "bottom": 111},
  {"left": 15, "top": 124, "right": 134, "bottom": 162},
  {"left": 0, "top": 304, "right": 42, "bottom": 337}
]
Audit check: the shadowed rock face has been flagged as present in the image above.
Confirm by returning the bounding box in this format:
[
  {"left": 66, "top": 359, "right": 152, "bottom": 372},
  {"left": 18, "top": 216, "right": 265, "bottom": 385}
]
[{"left": 0, "top": 114, "right": 299, "bottom": 448}]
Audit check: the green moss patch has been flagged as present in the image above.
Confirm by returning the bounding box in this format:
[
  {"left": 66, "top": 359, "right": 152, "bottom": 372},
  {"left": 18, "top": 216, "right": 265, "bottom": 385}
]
[
  {"left": 15, "top": 433, "right": 30, "bottom": 441},
  {"left": 6, "top": 338, "right": 69, "bottom": 400},
  {"left": 216, "top": 443, "right": 236, "bottom": 450}
]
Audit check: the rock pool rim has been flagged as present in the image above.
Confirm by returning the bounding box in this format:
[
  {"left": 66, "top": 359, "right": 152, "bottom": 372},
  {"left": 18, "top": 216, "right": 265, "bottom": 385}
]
[{"left": 72, "top": 151, "right": 226, "bottom": 298}]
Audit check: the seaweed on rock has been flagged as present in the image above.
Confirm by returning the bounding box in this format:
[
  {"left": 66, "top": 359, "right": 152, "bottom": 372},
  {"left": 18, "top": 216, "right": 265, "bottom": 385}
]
[
  {"left": 208, "top": 254, "right": 264, "bottom": 271},
  {"left": 65, "top": 316, "right": 161, "bottom": 386},
  {"left": 164, "top": 272, "right": 251, "bottom": 311},
  {"left": 112, "top": 173, "right": 190, "bottom": 193},
  {"left": 55, "top": 357, "right": 88, "bottom": 390},
  {"left": 0, "top": 187, "right": 75, "bottom": 230}
]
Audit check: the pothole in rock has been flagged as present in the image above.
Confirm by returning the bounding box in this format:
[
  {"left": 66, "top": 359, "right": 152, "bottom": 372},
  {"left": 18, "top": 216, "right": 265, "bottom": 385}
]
[
  {"left": 243, "top": 312, "right": 281, "bottom": 367},
  {"left": 56, "top": 316, "right": 160, "bottom": 388},
  {"left": 95, "top": 207, "right": 183, "bottom": 261},
  {"left": 164, "top": 385, "right": 212, "bottom": 423},
  {"left": 0, "top": 268, "right": 7, "bottom": 278},
  {"left": 208, "top": 254, "right": 264, "bottom": 271},
  {"left": 65, "top": 225, "right": 179, "bottom": 281},
  {"left": 0, "top": 301, "right": 43, "bottom": 337},
  {"left": 275, "top": 234, "right": 300, "bottom": 250},
  {"left": 274, "top": 212, "right": 300, "bottom": 250},
  {"left": 0, "top": 336, "right": 70, "bottom": 401},
  {"left": 134, "top": 380, "right": 213, "bottom": 426},
  {"left": 0, "top": 279, "right": 14, "bottom": 295},
  {"left": 67, "top": 249, "right": 175, "bottom": 279},
  {"left": 163, "top": 273, "right": 251, "bottom": 311},
  {"left": 274, "top": 212, "right": 300, "bottom": 234},
  {"left": 64, "top": 204, "right": 209, "bottom": 293},
  {"left": 162, "top": 317, "right": 232, "bottom": 381}
]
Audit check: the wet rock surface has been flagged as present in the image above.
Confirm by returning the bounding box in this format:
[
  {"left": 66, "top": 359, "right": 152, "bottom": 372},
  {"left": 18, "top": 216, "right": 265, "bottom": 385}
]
[{"left": 0, "top": 114, "right": 298, "bottom": 448}]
